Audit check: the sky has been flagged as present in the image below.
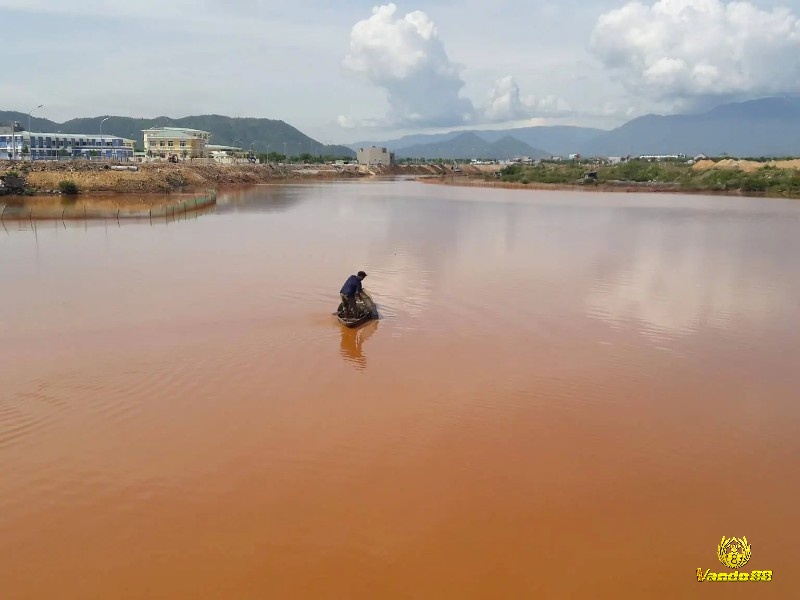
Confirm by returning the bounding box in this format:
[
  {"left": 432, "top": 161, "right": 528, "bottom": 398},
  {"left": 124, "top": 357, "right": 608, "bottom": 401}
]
[{"left": 2, "top": 0, "right": 800, "bottom": 143}]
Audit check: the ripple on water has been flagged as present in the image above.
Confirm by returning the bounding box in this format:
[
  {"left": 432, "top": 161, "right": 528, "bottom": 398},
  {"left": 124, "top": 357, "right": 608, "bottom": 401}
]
[{"left": 0, "top": 387, "right": 65, "bottom": 451}]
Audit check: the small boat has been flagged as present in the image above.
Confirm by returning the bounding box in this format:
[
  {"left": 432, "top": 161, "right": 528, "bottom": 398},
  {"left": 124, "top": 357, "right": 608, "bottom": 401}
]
[{"left": 335, "top": 290, "right": 379, "bottom": 328}]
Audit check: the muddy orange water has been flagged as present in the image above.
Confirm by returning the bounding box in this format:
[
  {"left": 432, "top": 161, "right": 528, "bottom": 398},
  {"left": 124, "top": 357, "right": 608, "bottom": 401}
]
[{"left": 1, "top": 181, "right": 799, "bottom": 598}]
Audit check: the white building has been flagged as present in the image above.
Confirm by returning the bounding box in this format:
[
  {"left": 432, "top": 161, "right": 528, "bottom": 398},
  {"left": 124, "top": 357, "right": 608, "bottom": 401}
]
[
  {"left": 638, "top": 154, "right": 687, "bottom": 160},
  {"left": 356, "top": 146, "right": 395, "bottom": 166},
  {"left": 1, "top": 128, "right": 135, "bottom": 161},
  {"left": 143, "top": 127, "right": 211, "bottom": 159}
]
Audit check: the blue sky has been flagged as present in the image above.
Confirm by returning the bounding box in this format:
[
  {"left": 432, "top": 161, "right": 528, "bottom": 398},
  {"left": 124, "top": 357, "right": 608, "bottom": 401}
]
[{"left": 2, "top": 0, "right": 800, "bottom": 143}]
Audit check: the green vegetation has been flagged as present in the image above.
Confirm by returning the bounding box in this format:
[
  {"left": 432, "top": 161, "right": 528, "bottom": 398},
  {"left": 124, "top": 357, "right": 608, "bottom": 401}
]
[
  {"left": 492, "top": 159, "right": 800, "bottom": 197},
  {"left": 254, "top": 151, "right": 355, "bottom": 164},
  {"left": 58, "top": 180, "right": 79, "bottom": 195}
]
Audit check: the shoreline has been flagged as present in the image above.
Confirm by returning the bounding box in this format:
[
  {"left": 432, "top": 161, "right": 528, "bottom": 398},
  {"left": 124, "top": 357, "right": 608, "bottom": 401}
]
[
  {"left": 5, "top": 160, "right": 798, "bottom": 204},
  {"left": 0, "top": 161, "right": 455, "bottom": 204},
  {"left": 420, "top": 174, "right": 800, "bottom": 200},
  {"left": 0, "top": 162, "right": 449, "bottom": 218}
]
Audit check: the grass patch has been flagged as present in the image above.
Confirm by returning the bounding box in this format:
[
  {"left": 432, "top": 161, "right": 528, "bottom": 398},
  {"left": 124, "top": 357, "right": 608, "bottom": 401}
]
[{"left": 58, "top": 180, "right": 79, "bottom": 195}]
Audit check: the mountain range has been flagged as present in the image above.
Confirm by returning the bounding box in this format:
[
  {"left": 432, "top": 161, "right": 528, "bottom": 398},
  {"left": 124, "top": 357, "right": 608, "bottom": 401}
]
[
  {"left": 4, "top": 96, "right": 800, "bottom": 160},
  {"left": 350, "top": 96, "right": 800, "bottom": 159}
]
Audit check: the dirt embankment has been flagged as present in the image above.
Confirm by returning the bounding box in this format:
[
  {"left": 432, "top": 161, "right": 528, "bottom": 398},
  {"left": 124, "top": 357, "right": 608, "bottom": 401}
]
[
  {"left": 1, "top": 161, "right": 369, "bottom": 195},
  {"left": 1, "top": 161, "right": 500, "bottom": 196}
]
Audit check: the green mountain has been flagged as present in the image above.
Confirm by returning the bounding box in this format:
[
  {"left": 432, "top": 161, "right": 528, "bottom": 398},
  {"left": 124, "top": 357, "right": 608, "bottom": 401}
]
[
  {"left": 395, "top": 131, "right": 548, "bottom": 160},
  {"left": 0, "top": 111, "right": 355, "bottom": 157}
]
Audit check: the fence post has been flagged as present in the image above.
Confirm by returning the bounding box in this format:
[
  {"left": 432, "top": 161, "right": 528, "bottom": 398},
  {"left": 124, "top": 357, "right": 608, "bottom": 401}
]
[{"left": 0, "top": 205, "right": 5, "bottom": 222}]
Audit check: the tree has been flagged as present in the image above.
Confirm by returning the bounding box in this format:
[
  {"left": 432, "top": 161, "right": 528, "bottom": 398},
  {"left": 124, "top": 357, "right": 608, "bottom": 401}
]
[{"left": 21, "top": 145, "right": 29, "bottom": 158}]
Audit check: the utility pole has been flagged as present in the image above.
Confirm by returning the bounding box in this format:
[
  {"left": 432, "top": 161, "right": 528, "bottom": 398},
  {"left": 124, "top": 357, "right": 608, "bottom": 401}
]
[
  {"left": 28, "top": 104, "right": 42, "bottom": 137},
  {"left": 100, "top": 117, "right": 109, "bottom": 161},
  {"left": 12, "top": 121, "right": 20, "bottom": 160}
]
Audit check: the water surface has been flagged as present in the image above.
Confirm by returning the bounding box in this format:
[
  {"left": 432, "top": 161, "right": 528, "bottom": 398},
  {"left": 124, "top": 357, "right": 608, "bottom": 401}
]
[{"left": 1, "top": 181, "right": 798, "bottom": 598}]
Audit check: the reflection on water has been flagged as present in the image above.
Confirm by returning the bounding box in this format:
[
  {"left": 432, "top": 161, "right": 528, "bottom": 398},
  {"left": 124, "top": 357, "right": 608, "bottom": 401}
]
[
  {"left": 215, "top": 184, "right": 309, "bottom": 213},
  {"left": 581, "top": 205, "right": 798, "bottom": 345},
  {"left": 1, "top": 202, "right": 216, "bottom": 235},
  {"left": 338, "top": 320, "right": 379, "bottom": 370},
  {"left": 1, "top": 181, "right": 799, "bottom": 599}
]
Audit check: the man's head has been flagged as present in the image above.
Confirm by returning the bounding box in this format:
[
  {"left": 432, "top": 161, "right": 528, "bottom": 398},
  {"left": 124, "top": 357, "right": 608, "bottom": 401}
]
[{"left": 357, "top": 270, "right": 367, "bottom": 280}]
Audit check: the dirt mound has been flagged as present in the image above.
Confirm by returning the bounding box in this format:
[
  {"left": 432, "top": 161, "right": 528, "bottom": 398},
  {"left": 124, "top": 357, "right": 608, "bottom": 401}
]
[{"left": 692, "top": 158, "right": 800, "bottom": 172}]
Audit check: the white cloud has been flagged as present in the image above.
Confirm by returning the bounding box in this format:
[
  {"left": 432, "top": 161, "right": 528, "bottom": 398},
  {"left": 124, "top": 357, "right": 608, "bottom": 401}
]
[
  {"left": 341, "top": 3, "right": 474, "bottom": 128},
  {"left": 590, "top": 0, "right": 800, "bottom": 107},
  {"left": 484, "top": 76, "right": 572, "bottom": 121},
  {"left": 337, "top": 115, "right": 357, "bottom": 129}
]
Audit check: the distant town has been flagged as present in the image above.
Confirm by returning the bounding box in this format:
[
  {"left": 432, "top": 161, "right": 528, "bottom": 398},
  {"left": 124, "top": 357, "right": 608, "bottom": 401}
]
[{"left": 0, "top": 122, "right": 718, "bottom": 168}]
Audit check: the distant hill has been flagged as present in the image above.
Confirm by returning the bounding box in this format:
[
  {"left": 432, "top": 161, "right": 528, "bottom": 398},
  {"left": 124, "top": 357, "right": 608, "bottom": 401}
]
[
  {"left": 7, "top": 96, "right": 800, "bottom": 160},
  {"left": 393, "top": 131, "right": 549, "bottom": 160},
  {"left": 475, "top": 125, "right": 605, "bottom": 157},
  {"left": 350, "top": 125, "right": 603, "bottom": 158},
  {"left": 352, "top": 96, "right": 800, "bottom": 159},
  {"left": 488, "top": 135, "right": 550, "bottom": 159},
  {"left": 350, "top": 131, "right": 461, "bottom": 151},
  {"left": 578, "top": 97, "right": 800, "bottom": 157},
  {"left": 0, "top": 111, "right": 355, "bottom": 157}
]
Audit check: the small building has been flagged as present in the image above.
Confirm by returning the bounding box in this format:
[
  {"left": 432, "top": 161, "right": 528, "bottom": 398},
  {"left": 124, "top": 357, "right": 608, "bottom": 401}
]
[
  {"left": 206, "top": 144, "right": 244, "bottom": 163},
  {"left": 508, "top": 156, "right": 536, "bottom": 165},
  {"left": 143, "top": 127, "right": 211, "bottom": 159},
  {"left": 357, "top": 146, "right": 395, "bottom": 166}
]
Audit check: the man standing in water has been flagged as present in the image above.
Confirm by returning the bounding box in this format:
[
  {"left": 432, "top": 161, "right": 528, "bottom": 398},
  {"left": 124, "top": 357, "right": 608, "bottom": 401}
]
[{"left": 340, "top": 271, "right": 367, "bottom": 317}]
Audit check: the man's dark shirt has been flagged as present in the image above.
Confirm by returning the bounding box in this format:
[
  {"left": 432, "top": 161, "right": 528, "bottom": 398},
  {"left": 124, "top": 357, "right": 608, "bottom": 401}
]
[{"left": 340, "top": 275, "right": 363, "bottom": 297}]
